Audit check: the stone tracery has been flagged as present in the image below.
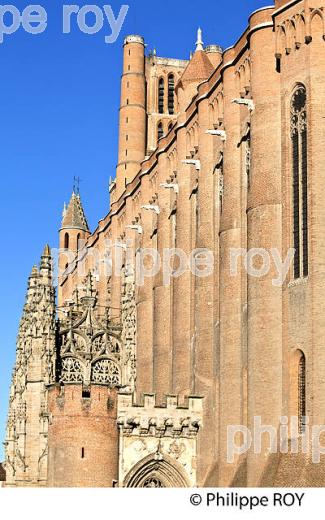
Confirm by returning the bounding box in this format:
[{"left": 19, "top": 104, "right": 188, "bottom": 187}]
[{"left": 58, "top": 274, "right": 123, "bottom": 387}]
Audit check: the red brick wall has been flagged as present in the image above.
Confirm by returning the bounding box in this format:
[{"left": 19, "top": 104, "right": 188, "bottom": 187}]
[{"left": 47, "top": 385, "right": 118, "bottom": 487}]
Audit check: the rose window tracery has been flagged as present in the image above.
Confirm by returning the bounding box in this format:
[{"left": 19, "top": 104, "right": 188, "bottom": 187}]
[{"left": 143, "top": 477, "right": 164, "bottom": 488}]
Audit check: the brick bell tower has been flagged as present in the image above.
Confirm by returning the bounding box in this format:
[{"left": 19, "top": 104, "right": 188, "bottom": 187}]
[{"left": 114, "top": 35, "right": 147, "bottom": 200}]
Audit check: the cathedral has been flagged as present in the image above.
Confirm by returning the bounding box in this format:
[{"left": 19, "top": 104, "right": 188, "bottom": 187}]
[{"left": 4, "top": 0, "right": 325, "bottom": 487}]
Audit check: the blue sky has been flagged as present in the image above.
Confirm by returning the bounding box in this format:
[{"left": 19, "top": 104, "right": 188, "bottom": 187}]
[{"left": 0, "top": 0, "right": 268, "bottom": 460}]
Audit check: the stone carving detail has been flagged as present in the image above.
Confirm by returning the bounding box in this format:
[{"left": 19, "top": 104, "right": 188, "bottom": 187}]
[
  {"left": 5, "top": 252, "right": 134, "bottom": 486},
  {"left": 58, "top": 272, "right": 123, "bottom": 387},
  {"left": 291, "top": 85, "right": 307, "bottom": 136},
  {"left": 61, "top": 357, "right": 83, "bottom": 383},
  {"left": 4, "top": 248, "right": 56, "bottom": 486},
  {"left": 121, "top": 266, "right": 137, "bottom": 391},
  {"left": 117, "top": 393, "right": 203, "bottom": 488},
  {"left": 92, "top": 359, "right": 121, "bottom": 386},
  {"left": 143, "top": 477, "right": 164, "bottom": 488},
  {"left": 168, "top": 439, "right": 186, "bottom": 460}
]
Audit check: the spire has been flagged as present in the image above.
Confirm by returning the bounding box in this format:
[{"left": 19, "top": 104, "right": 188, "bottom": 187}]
[
  {"left": 42, "top": 244, "right": 51, "bottom": 257},
  {"left": 62, "top": 202, "right": 67, "bottom": 219},
  {"left": 61, "top": 192, "right": 90, "bottom": 232},
  {"left": 179, "top": 47, "right": 214, "bottom": 86},
  {"left": 40, "top": 244, "right": 52, "bottom": 275},
  {"left": 177, "top": 27, "right": 213, "bottom": 87},
  {"left": 196, "top": 27, "right": 204, "bottom": 52}
]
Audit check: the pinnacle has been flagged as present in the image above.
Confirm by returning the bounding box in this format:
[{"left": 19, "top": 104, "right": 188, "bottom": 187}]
[
  {"left": 30, "top": 265, "right": 39, "bottom": 277},
  {"left": 196, "top": 27, "right": 204, "bottom": 52},
  {"left": 42, "top": 244, "right": 51, "bottom": 257}
]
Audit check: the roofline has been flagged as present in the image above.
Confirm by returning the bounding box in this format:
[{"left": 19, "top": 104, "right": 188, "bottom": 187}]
[{"left": 249, "top": 5, "right": 275, "bottom": 22}]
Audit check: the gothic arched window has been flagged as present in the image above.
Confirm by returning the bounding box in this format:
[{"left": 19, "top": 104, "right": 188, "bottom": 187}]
[
  {"left": 298, "top": 352, "right": 306, "bottom": 434},
  {"left": 291, "top": 85, "right": 308, "bottom": 279},
  {"left": 158, "top": 78, "right": 165, "bottom": 114},
  {"left": 64, "top": 232, "right": 69, "bottom": 249},
  {"left": 158, "top": 122, "right": 164, "bottom": 140},
  {"left": 168, "top": 74, "right": 175, "bottom": 114},
  {"left": 245, "top": 131, "right": 251, "bottom": 190}
]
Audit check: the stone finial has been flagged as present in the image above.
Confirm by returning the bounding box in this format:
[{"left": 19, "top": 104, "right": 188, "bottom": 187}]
[
  {"left": 196, "top": 27, "right": 204, "bottom": 52},
  {"left": 42, "top": 244, "right": 51, "bottom": 257}
]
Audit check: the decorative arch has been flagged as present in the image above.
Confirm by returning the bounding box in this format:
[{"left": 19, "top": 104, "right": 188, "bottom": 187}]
[
  {"left": 310, "top": 9, "right": 325, "bottom": 40},
  {"left": 217, "top": 91, "right": 224, "bottom": 120},
  {"left": 295, "top": 14, "right": 305, "bottom": 47},
  {"left": 275, "top": 24, "right": 286, "bottom": 57},
  {"left": 235, "top": 70, "right": 241, "bottom": 96},
  {"left": 286, "top": 19, "right": 296, "bottom": 53},
  {"left": 243, "top": 58, "right": 251, "bottom": 92},
  {"left": 123, "top": 453, "right": 190, "bottom": 488}
]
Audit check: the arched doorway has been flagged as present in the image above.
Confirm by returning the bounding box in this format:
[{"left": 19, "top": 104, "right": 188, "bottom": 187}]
[{"left": 123, "top": 453, "right": 190, "bottom": 488}]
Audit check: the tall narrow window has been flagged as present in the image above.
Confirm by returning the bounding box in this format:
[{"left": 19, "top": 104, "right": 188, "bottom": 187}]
[
  {"left": 214, "top": 154, "right": 224, "bottom": 215},
  {"left": 158, "top": 122, "right": 164, "bottom": 140},
  {"left": 291, "top": 86, "right": 308, "bottom": 279},
  {"left": 245, "top": 132, "right": 251, "bottom": 190},
  {"left": 64, "top": 232, "right": 69, "bottom": 249},
  {"left": 158, "top": 78, "right": 164, "bottom": 114},
  {"left": 298, "top": 352, "right": 306, "bottom": 434},
  {"left": 168, "top": 75, "right": 175, "bottom": 115}
]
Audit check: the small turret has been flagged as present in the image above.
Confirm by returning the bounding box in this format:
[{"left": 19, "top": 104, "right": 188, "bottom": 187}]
[
  {"left": 58, "top": 191, "right": 90, "bottom": 300},
  {"left": 205, "top": 44, "right": 223, "bottom": 68}
]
